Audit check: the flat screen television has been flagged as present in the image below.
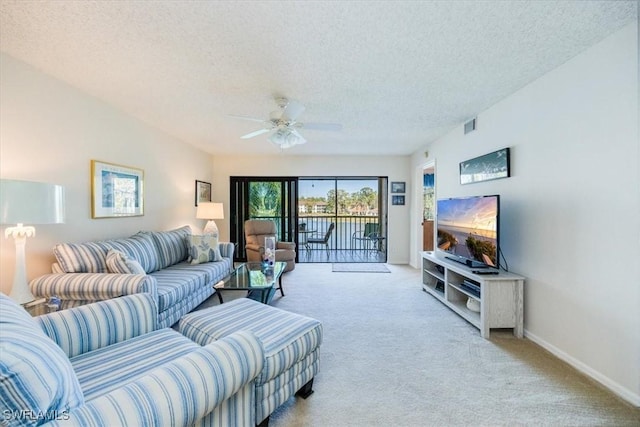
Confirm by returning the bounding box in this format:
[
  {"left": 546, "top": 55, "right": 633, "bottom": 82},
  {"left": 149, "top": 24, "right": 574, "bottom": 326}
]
[{"left": 436, "top": 195, "right": 500, "bottom": 270}]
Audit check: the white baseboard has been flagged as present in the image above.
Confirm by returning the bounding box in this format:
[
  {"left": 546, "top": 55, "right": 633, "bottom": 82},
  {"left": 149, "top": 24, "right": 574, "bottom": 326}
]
[{"left": 524, "top": 329, "right": 640, "bottom": 407}]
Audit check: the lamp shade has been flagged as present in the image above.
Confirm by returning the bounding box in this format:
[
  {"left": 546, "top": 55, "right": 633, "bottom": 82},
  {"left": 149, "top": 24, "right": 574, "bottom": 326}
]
[
  {"left": 196, "top": 202, "right": 224, "bottom": 220},
  {"left": 0, "top": 179, "right": 65, "bottom": 225}
]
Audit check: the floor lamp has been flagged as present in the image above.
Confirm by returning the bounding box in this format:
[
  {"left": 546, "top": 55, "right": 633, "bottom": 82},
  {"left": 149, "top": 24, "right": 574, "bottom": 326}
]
[
  {"left": 196, "top": 202, "right": 224, "bottom": 236},
  {"left": 0, "top": 179, "right": 65, "bottom": 304}
]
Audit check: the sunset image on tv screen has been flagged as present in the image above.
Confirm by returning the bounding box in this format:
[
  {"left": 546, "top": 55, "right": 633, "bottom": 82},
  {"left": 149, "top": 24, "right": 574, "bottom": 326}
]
[{"left": 437, "top": 196, "right": 498, "bottom": 266}]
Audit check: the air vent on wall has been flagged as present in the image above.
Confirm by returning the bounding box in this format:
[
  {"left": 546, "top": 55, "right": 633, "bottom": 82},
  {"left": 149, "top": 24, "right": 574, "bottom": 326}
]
[{"left": 464, "top": 118, "right": 477, "bottom": 134}]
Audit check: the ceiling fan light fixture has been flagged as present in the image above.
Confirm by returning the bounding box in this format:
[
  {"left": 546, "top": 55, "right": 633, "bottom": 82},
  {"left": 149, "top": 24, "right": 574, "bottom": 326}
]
[
  {"left": 269, "top": 110, "right": 281, "bottom": 120},
  {"left": 231, "top": 97, "right": 339, "bottom": 148},
  {"left": 268, "top": 128, "right": 306, "bottom": 148}
]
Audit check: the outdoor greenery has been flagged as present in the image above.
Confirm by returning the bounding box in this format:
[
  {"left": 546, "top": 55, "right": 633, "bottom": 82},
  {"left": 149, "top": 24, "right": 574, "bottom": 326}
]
[
  {"left": 249, "top": 182, "right": 281, "bottom": 217},
  {"left": 423, "top": 187, "right": 435, "bottom": 220},
  {"left": 248, "top": 182, "right": 378, "bottom": 217},
  {"left": 299, "top": 187, "right": 377, "bottom": 216}
]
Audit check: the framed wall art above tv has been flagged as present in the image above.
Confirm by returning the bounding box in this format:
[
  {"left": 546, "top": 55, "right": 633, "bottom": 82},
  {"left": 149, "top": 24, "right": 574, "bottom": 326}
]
[{"left": 460, "top": 147, "right": 510, "bottom": 185}]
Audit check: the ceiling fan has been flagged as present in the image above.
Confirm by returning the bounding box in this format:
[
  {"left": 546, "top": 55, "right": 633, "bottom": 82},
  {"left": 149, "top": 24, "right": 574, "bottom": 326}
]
[{"left": 229, "top": 97, "right": 342, "bottom": 149}]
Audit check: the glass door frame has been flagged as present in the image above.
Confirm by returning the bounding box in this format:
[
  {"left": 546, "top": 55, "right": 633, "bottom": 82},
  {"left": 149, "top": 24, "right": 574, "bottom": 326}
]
[{"left": 230, "top": 176, "right": 299, "bottom": 262}]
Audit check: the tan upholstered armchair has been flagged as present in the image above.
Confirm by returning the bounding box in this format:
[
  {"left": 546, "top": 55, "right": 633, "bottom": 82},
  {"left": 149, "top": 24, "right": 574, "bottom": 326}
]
[{"left": 244, "top": 220, "right": 296, "bottom": 272}]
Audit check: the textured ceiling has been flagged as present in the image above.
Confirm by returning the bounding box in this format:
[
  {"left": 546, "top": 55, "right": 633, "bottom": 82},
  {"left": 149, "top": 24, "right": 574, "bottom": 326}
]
[{"left": 0, "top": 1, "right": 636, "bottom": 156}]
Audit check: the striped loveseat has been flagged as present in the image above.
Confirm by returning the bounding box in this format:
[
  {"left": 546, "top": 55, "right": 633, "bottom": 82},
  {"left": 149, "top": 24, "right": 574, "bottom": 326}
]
[
  {"left": 29, "top": 226, "right": 234, "bottom": 328},
  {"left": 0, "top": 293, "right": 264, "bottom": 427}
]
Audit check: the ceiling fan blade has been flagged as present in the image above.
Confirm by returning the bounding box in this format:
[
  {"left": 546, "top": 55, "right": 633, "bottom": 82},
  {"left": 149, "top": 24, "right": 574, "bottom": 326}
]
[
  {"left": 298, "top": 122, "right": 343, "bottom": 131},
  {"left": 281, "top": 99, "right": 306, "bottom": 121},
  {"left": 227, "top": 114, "right": 266, "bottom": 123},
  {"left": 240, "top": 128, "right": 271, "bottom": 139}
]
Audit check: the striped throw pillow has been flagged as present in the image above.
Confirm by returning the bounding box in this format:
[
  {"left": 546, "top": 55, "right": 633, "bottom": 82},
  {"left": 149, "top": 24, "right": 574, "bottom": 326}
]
[
  {"left": 53, "top": 233, "right": 160, "bottom": 274},
  {"left": 144, "top": 226, "right": 191, "bottom": 269},
  {"left": 106, "top": 249, "right": 146, "bottom": 275}
]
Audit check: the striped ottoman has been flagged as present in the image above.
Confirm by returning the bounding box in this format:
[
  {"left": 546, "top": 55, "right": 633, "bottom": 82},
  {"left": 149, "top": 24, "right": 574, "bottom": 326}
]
[{"left": 179, "top": 298, "right": 323, "bottom": 427}]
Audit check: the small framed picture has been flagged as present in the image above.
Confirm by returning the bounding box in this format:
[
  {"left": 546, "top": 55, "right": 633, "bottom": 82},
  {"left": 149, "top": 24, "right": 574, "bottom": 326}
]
[
  {"left": 195, "top": 180, "right": 212, "bottom": 206},
  {"left": 392, "top": 195, "right": 405, "bottom": 206},
  {"left": 91, "top": 160, "right": 144, "bottom": 218},
  {"left": 391, "top": 181, "right": 406, "bottom": 193}
]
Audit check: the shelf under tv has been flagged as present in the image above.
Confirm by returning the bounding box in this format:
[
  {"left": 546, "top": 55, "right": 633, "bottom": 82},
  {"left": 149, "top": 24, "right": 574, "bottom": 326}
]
[{"left": 421, "top": 251, "right": 525, "bottom": 339}]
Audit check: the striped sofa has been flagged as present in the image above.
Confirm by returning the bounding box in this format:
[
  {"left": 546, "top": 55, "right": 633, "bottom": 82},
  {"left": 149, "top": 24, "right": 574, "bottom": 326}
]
[
  {"left": 0, "top": 292, "right": 265, "bottom": 427},
  {"left": 29, "top": 226, "right": 234, "bottom": 328}
]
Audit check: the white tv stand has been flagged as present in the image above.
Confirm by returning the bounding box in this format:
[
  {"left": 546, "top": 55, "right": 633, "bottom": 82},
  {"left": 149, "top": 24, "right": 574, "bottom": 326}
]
[{"left": 421, "top": 251, "right": 525, "bottom": 338}]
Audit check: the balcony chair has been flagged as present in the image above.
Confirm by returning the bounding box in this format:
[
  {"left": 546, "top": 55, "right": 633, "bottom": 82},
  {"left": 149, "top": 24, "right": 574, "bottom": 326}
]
[
  {"left": 306, "top": 222, "right": 335, "bottom": 258},
  {"left": 351, "top": 223, "right": 384, "bottom": 255},
  {"left": 244, "top": 219, "right": 296, "bottom": 272}
]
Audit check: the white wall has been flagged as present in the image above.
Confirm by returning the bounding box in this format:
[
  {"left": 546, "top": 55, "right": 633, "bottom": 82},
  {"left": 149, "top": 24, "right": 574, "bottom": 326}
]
[
  {"left": 0, "top": 54, "right": 214, "bottom": 294},
  {"left": 212, "top": 155, "right": 412, "bottom": 264},
  {"left": 410, "top": 23, "right": 639, "bottom": 405}
]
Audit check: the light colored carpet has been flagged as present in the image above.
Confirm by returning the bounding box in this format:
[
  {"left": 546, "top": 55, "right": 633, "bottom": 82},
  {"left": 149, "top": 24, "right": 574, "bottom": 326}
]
[
  {"left": 332, "top": 263, "right": 391, "bottom": 273},
  {"left": 198, "top": 264, "right": 640, "bottom": 426}
]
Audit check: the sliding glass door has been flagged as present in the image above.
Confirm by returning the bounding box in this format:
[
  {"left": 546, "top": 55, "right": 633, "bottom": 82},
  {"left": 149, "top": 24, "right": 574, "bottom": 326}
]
[
  {"left": 230, "top": 176, "right": 388, "bottom": 263},
  {"left": 298, "top": 177, "right": 388, "bottom": 262},
  {"left": 230, "top": 177, "right": 298, "bottom": 262}
]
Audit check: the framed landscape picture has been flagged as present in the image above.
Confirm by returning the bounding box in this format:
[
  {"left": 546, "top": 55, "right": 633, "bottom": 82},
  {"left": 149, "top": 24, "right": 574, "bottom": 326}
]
[
  {"left": 195, "top": 180, "right": 212, "bottom": 206},
  {"left": 391, "top": 181, "right": 406, "bottom": 193},
  {"left": 91, "top": 160, "right": 144, "bottom": 218},
  {"left": 460, "top": 147, "right": 510, "bottom": 185}
]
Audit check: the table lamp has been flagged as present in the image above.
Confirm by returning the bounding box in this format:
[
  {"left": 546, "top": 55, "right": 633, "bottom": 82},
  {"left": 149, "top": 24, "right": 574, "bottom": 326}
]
[
  {"left": 196, "top": 202, "right": 224, "bottom": 236},
  {"left": 0, "top": 179, "right": 65, "bottom": 304}
]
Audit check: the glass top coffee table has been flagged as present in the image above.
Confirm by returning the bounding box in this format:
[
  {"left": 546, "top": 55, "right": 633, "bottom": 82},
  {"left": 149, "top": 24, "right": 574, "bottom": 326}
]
[{"left": 214, "top": 262, "right": 286, "bottom": 304}]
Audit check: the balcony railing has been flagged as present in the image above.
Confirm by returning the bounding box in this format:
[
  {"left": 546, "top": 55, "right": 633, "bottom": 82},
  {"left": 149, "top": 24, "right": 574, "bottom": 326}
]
[{"left": 250, "top": 214, "right": 384, "bottom": 257}]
